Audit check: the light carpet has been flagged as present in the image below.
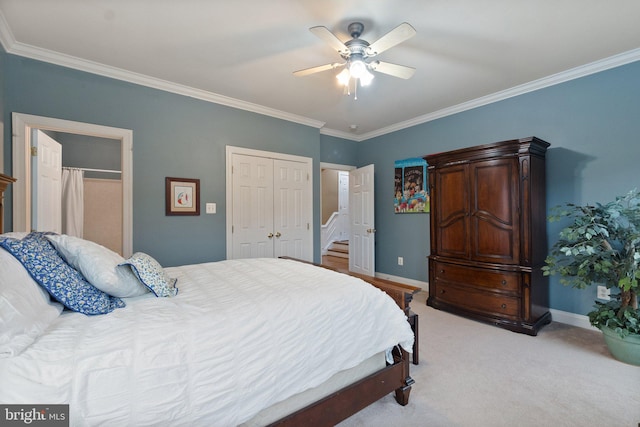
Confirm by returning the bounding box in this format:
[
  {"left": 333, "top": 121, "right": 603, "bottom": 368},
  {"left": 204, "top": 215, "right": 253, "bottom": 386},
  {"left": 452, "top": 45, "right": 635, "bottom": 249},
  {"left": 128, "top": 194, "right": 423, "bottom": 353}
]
[{"left": 338, "top": 291, "right": 640, "bottom": 427}]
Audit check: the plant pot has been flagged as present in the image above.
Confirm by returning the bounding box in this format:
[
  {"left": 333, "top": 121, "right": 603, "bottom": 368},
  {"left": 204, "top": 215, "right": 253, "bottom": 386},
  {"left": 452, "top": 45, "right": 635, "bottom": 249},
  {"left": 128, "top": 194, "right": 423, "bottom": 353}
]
[{"left": 600, "top": 326, "right": 640, "bottom": 366}]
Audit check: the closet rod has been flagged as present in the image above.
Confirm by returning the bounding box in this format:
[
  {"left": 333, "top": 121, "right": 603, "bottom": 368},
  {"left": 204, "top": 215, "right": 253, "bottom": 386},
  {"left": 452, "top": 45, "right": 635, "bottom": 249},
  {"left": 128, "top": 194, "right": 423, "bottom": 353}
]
[{"left": 63, "top": 167, "right": 121, "bottom": 174}]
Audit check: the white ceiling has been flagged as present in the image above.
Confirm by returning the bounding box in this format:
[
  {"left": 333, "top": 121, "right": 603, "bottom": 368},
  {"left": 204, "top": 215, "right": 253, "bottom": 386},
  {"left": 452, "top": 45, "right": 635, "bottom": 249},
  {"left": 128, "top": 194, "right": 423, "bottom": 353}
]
[{"left": 1, "top": 1, "right": 639, "bottom": 141}]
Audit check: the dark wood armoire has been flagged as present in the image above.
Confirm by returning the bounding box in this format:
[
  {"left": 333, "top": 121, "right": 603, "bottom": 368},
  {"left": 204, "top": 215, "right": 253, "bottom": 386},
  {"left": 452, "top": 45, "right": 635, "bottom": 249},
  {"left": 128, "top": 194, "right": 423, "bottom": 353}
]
[
  {"left": 424, "top": 137, "right": 551, "bottom": 335},
  {"left": 0, "top": 173, "right": 17, "bottom": 234}
]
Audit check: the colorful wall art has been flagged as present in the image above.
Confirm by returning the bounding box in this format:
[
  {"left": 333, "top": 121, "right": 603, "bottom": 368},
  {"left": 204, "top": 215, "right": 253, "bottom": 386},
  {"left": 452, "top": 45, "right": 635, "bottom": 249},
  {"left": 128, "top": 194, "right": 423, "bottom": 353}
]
[{"left": 394, "top": 158, "right": 429, "bottom": 213}]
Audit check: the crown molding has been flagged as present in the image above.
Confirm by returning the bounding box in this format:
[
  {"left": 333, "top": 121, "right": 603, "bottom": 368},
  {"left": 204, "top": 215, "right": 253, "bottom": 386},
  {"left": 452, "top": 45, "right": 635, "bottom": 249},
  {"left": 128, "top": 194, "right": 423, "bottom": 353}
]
[
  {"left": 356, "top": 48, "right": 640, "bottom": 141},
  {"left": 319, "top": 127, "right": 361, "bottom": 142},
  {"left": 0, "top": 13, "right": 324, "bottom": 130},
  {"left": 2, "top": 11, "right": 638, "bottom": 141}
]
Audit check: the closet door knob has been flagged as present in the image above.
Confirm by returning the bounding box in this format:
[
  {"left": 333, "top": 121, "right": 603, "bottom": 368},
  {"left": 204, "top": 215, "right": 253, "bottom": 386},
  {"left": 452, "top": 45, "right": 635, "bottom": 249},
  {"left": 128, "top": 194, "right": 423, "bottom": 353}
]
[
  {"left": 267, "top": 233, "right": 274, "bottom": 239},
  {"left": 275, "top": 232, "right": 282, "bottom": 238}
]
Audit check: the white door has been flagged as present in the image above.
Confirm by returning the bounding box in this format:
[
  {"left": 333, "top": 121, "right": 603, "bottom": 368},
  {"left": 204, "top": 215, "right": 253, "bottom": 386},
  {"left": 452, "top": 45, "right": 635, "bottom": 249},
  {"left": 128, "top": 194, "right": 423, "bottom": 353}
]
[
  {"left": 273, "top": 159, "right": 311, "bottom": 260},
  {"left": 231, "top": 154, "right": 275, "bottom": 258},
  {"left": 230, "top": 153, "right": 312, "bottom": 261},
  {"left": 349, "top": 164, "right": 375, "bottom": 276},
  {"left": 338, "top": 171, "right": 350, "bottom": 240},
  {"left": 31, "top": 129, "right": 62, "bottom": 233}
]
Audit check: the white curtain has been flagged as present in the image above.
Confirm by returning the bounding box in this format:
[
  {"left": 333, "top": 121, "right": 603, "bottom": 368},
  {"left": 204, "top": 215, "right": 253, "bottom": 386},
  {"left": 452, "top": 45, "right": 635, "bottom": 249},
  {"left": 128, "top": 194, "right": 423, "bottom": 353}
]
[{"left": 61, "top": 168, "right": 84, "bottom": 238}]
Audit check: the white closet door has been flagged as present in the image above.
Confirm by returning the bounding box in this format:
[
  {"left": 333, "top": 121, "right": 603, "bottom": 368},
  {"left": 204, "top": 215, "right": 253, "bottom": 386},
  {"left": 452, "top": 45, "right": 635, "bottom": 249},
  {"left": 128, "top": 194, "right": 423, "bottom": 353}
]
[
  {"left": 231, "top": 154, "right": 275, "bottom": 259},
  {"left": 228, "top": 147, "right": 313, "bottom": 262},
  {"left": 273, "top": 159, "right": 311, "bottom": 261}
]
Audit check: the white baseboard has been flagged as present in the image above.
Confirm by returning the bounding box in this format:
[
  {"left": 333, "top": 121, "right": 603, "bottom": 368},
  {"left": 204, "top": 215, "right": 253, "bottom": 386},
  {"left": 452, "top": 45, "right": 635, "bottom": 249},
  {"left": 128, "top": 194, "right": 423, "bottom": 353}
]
[
  {"left": 373, "top": 274, "right": 597, "bottom": 332},
  {"left": 373, "top": 272, "right": 428, "bottom": 290},
  {"left": 549, "top": 308, "right": 599, "bottom": 331}
]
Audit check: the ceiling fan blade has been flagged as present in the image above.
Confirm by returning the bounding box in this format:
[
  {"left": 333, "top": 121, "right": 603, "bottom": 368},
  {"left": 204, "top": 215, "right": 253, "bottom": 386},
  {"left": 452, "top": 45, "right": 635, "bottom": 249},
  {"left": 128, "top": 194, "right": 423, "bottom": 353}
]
[
  {"left": 309, "top": 26, "right": 350, "bottom": 55},
  {"left": 366, "top": 22, "right": 416, "bottom": 56},
  {"left": 370, "top": 61, "right": 416, "bottom": 79},
  {"left": 293, "top": 62, "right": 343, "bottom": 77}
]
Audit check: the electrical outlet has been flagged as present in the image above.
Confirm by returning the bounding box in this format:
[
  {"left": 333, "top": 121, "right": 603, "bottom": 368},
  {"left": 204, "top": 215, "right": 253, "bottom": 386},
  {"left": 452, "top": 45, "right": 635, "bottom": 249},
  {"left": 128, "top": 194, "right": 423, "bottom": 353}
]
[
  {"left": 205, "top": 203, "right": 216, "bottom": 214},
  {"left": 596, "top": 285, "right": 610, "bottom": 301},
  {"left": 398, "top": 256, "right": 404, "bottom": 266}
]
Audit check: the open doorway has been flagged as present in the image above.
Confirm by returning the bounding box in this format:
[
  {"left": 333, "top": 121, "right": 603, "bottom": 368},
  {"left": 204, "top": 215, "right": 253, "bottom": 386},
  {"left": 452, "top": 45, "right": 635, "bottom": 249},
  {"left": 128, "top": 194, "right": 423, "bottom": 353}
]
[
  {"left": 320, "top": 162, "right": 354, "bottom": 272},
  {"left": 12, "top": 113, "right": 133, "bottom": 257},
  {"left": 35, "top": 129, "right": 124, "bottom": 254}
]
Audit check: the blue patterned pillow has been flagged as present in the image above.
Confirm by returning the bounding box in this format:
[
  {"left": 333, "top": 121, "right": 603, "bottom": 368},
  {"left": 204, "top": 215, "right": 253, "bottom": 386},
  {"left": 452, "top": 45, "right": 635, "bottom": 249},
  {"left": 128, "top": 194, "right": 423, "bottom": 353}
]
[
  {"left": 120, "top": 252, "right": 178, "bottom": 297},
  {"left": 0, "top": 232, "right": 125, "bottom": 315}
]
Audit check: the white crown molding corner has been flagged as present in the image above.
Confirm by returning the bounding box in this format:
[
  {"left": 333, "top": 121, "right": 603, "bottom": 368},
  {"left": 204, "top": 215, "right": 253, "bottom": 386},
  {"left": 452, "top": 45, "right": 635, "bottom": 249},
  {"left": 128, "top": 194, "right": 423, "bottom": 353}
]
[
  {"left": 0, "top": 10, "right": 16, "bottom": 51},
  {"left": 319, "top": 127, "right": 362, "bottom": 142}
]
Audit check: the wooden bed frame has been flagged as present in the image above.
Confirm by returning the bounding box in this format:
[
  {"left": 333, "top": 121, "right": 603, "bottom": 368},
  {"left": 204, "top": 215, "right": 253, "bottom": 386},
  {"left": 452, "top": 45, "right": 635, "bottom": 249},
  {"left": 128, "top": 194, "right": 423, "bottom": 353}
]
[{"left": 270, "top": 258, "right": 419, "bottom": 426}]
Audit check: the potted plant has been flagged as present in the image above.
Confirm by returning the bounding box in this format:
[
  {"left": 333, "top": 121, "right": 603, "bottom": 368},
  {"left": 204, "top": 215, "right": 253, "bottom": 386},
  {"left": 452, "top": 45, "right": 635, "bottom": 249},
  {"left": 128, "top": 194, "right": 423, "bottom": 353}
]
[{"left": 543, "top": 189, "right": 640, "bottom": 365}]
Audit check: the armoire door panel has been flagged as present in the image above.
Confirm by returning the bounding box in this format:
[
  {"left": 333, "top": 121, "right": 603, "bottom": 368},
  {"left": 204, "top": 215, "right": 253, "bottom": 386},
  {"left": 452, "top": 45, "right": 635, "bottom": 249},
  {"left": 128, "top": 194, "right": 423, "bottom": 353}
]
[
  {"left": 472, "top": 219, "right": 515, "bottom": 262},
  {"left": 439, "top": 220, "right": 468, "bottom": 256},
  {"left": 471, "top": 159, "right": 519, "bottom": 264},
  {"left": 435, "top": 165, "right": 469, "bottom": 258},
  {"left": 472, "top": 160, "right": 515, "bottom": 224}
]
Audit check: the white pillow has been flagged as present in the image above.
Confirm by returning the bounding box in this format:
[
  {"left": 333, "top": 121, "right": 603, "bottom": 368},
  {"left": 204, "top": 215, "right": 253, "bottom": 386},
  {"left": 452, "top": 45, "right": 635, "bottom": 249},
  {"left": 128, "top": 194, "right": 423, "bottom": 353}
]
[
  {"left": 46, "top": 235, "right": 149, "bottom": 298},
  {"left": 0, "top": 243, "right": 63, "bottom": 358}
]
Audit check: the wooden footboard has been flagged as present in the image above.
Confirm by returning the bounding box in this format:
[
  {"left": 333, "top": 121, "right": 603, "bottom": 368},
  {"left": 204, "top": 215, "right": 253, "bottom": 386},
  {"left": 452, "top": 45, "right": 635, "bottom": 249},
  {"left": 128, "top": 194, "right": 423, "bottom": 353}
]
[
  {"left": 268, "top": 347, "right": 413, "bottom": 427},
  {"left": 272, "top": 257, "right": 418, "bottom": 426}
]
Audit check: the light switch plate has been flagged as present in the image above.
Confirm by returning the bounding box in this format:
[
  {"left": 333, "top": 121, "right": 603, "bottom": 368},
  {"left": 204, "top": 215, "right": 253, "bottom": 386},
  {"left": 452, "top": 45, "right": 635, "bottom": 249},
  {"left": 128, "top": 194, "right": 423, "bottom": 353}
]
[{"left": 205, "top": 203, "right": 216, "bottom": 214}]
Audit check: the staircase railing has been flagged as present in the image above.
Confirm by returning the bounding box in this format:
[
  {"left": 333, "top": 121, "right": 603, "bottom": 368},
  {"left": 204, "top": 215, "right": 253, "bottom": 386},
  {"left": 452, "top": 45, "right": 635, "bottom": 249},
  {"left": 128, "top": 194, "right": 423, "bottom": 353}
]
[{"left": 321, "top": 212, "right": 340, "bottom": 254}]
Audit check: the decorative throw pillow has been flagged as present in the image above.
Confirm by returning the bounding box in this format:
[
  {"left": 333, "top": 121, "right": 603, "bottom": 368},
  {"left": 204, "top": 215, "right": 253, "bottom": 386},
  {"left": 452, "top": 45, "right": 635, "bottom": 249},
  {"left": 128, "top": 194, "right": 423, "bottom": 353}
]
[
  {"left": 0, "top": 242, "right": 63, "bottom": 357},
  {"left": 46, "top": 234, "right": 148, "bottom": 298},
  {"left": 0, "top": 232, "right": 125, "bottom": 315},
  {"left": 119, "top": 252, "right": 178, "bottom": 297}
]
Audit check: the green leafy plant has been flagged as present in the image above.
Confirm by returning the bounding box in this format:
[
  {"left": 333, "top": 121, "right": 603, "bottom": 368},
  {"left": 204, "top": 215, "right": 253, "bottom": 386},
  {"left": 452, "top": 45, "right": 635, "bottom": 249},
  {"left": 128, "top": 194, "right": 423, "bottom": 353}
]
[{"left": 542, "top": 190, "right": 640, "bottom": 337}]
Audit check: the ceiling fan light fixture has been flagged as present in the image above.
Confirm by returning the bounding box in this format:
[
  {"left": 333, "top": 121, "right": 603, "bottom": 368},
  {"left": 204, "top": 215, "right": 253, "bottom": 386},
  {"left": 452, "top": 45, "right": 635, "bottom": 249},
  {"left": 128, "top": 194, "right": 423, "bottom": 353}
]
[
  {"left": 336, "top": 68, "right": 350, "bottom": 86},
  {"left": 359, "top": 69, "right": 374, "bottom": 86},
  {"left": 349, "top": 59, "right": 368, "bottom": 79},
  {"left": 296, "top": 21, "right": 416, "bottom": 95}
]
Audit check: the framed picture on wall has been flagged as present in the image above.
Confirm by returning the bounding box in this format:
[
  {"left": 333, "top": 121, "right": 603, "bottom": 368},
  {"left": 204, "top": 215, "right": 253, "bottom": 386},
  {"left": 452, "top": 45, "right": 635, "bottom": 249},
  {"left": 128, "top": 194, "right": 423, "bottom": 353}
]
[
  {"left": 394, "top": 158, "right": 429, "bottom": 213},
  {"left": 165, "top": 177, "right": 200, "bottom": 216}
]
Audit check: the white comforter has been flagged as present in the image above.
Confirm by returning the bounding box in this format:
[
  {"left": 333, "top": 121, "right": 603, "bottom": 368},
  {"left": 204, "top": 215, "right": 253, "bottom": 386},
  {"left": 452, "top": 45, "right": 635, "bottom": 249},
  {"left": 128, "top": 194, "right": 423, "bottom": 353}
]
[{"left": 0, "top": 258, "right": 414, "bottom": 426}]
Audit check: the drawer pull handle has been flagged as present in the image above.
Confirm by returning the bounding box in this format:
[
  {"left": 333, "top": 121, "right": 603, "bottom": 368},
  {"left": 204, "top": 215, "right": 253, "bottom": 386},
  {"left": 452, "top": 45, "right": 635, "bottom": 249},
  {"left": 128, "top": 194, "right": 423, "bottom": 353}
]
[
  {"left": 501, "top": 303, "right": 507, "bottom": 309},
  {"left": 440, "top": 269, "right": 445, "bottom": 273},
  {"left": 440, "top": 289, "right": 445, "bottom": 294},
  {"left": 501, "top": 280, "right": 507, "bottom": 286}
]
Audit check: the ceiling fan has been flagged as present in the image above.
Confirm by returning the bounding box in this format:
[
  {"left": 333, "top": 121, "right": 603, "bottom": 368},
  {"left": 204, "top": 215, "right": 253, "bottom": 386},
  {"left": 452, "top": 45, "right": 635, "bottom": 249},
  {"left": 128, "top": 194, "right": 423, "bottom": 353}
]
[{"left": 294, "top": 21, "right": 417, "bottom": 96}]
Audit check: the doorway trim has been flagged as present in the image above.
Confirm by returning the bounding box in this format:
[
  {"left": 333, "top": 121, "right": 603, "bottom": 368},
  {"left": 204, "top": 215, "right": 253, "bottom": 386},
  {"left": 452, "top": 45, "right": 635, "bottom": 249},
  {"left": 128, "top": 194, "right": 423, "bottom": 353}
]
[
  {"left": 225, "top": 145, "right": 313, "bottom": 260},
  {"left": 12, "top": 113, "right": 133, "bottom": 257}
]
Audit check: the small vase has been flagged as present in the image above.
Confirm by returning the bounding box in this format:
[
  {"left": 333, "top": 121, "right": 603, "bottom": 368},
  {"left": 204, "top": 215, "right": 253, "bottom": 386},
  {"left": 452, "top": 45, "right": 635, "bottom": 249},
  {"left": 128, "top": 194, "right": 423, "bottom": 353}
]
[{"left": 601, "top": 326, "right": 640, "bottom": 366}]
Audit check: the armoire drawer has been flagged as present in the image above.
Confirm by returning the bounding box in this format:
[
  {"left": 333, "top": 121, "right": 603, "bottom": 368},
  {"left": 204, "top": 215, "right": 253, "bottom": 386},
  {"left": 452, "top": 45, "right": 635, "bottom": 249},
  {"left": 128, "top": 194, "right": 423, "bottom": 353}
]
[
  {"left": 432, "top": 261, "right": 520, "bottom": 293},
  {"left": 434, "top": 283, "right": 521, "bottom": 319}
]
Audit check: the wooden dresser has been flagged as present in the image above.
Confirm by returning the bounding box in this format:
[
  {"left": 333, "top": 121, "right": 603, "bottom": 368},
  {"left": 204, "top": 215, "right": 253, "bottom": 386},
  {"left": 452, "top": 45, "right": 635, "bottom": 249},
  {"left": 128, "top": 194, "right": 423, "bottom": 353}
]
[
  {"left": 0, "top": 173, "right": 17, "bottom": 234},
  {"left": 424, "top": 137, "right": 551, "bottom": 335}
]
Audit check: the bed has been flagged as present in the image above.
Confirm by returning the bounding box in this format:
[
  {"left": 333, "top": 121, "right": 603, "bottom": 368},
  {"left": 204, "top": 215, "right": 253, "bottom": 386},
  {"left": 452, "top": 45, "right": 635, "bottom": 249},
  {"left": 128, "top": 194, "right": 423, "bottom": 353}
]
[{"left": 0, "top": 232, "right": 415, "bottom": 426}]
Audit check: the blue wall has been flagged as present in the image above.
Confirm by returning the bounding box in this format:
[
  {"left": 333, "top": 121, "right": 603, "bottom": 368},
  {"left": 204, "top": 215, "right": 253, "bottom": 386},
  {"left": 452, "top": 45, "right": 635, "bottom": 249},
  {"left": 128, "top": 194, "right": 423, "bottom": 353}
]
[
  {"left": 320, "top": 134, "right": 359, "bottom": 166},
  {"left": 2, "top": 48, "right": 639, "bottom": 317},
  {"left": 2, "top": 54, "right": 322, "bottom": 267},
  {"left": 356, "top": 60, "right": 640, "bottom": 315}
]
